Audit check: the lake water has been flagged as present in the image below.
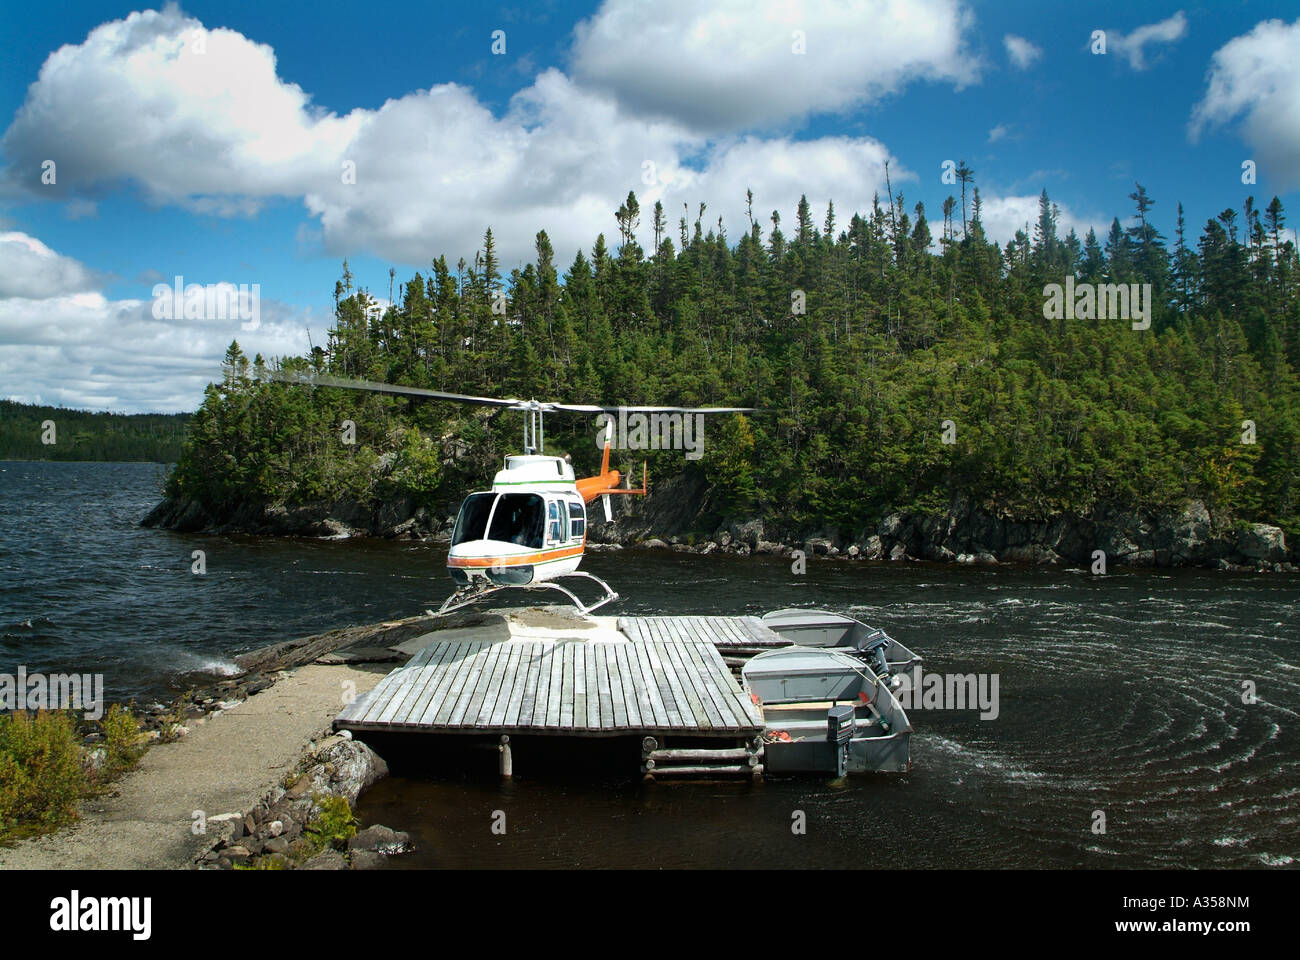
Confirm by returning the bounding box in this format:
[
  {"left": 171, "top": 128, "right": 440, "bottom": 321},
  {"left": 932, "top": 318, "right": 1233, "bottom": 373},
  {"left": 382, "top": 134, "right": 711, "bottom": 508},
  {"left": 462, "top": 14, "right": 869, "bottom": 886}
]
[{"left": 3, "top": 461, "right": 1297, "bottom": 868}]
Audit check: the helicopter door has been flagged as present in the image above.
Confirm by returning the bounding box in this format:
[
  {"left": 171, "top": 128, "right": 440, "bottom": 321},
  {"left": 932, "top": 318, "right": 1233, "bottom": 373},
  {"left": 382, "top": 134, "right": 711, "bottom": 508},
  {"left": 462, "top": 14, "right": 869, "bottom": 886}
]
[{"left": 546, "top": 499, "right": 564, "bottom": 544}]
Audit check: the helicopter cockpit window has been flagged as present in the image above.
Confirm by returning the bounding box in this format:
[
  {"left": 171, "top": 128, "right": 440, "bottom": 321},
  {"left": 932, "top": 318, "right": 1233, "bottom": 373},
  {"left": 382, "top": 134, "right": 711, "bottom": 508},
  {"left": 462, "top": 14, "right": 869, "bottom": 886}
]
[
  {"left": 487, "top": 494, "right": 545, "bottom": 549},
  {"left": 569, "top": 501, "right": 585, "bottom": 540},
  {"left": 451, "top": 492, "right": 494, "bottom": 546},
  {"left": 547, "top": 501, "right": 563, "bottom": 542}
]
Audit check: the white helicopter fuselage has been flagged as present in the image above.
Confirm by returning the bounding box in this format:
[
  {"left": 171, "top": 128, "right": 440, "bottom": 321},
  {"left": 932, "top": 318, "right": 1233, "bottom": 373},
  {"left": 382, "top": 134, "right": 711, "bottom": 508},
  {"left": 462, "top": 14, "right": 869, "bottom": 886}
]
[{"left": 446, "top": 455, "right": 588, "bottom": 587}]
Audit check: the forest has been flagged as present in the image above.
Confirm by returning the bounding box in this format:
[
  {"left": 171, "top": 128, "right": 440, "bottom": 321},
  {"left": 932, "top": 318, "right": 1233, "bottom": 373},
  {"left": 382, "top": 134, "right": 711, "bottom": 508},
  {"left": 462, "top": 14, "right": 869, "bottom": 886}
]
[
  {"left": 163, "top": 175, "right": 1300, "bottom": 540},
  {"left": 0, "top": 401, "right": 190, "bottom": 463}
]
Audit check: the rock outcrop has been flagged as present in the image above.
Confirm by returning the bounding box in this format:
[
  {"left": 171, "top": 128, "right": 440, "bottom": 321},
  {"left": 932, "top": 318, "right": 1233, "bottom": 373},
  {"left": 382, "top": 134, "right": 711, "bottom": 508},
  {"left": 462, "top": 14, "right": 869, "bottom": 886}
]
[{"left": 144, "top": 479, "right": 1296, "bottom": 571}]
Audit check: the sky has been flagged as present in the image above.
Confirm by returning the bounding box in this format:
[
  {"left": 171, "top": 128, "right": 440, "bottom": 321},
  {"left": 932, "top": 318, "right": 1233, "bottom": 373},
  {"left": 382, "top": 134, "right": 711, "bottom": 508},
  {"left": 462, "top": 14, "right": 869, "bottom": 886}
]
[{"left": 1, "top": 0, "right": 1299, "bottom": 412}]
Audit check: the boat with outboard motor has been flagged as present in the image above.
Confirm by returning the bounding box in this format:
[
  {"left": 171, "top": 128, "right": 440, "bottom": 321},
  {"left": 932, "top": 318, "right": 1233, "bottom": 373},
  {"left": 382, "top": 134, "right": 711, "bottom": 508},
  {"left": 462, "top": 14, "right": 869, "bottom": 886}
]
[{"left": 744, "top": 609, "right": 922, "bottom": 775}]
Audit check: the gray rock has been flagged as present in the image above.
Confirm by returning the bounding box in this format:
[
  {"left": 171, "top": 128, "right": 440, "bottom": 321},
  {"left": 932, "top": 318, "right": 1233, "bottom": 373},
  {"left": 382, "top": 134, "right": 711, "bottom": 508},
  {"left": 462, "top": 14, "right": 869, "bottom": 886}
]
[
  {"left": 349, "top": 850, "right": 384, "bottom": 870},
  {"left": 348, "top": 825, "right": 414, "bottom": 854},
  {"left": 1001, "top": 545, "right": 1060, "bottom": 565},
  {"left": 264, "top": 837, "right": 290, "bottom": 855},
  {"left": 302, "top": 738, "right": 390, "bottom": 806},
  {"left": 729, "top": 519, "right": 764, "bottom": 549},
  {"left": 806, "top": 538, "right": 832, "bottom": 556},
  {"left": 302, "top": 849, "right": 348, "bottom": 870},
  {"left": 1236, "top": 524, "right": 1287, "bottom": 563}
]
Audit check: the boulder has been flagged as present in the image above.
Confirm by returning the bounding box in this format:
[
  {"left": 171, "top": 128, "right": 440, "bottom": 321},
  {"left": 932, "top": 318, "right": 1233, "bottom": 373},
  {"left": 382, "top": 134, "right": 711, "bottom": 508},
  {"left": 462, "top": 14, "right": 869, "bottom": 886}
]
[
  {"left": 1001, "top": 545, "right": 1061, "bottom": 565},
  {"left": 729, "top": 519, "right": 764, "bottom": 549},
  {"left": 1236, "top": 524, "right": 1287, "bottom": 563},
  {"left": 805, "top": 538, "right": 832, "bottom": 556},
  {"left": 878, "top": 513, "right": 906, "bottom": 538},
  {"left": 348, "top": 824, "right": 414, "bottom": 855},
  {"left": 303, "top": 739, "right": 389, "bottom": 806},
  {"left": 302, "top": 849, "right": 348, "bottom": 870}
]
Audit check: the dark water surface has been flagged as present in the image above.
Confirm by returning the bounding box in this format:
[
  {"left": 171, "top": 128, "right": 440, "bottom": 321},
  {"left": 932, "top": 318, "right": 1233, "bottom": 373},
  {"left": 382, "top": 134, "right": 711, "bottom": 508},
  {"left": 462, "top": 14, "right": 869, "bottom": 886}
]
[{"left": 3, "top": 461, "right": 1298, "bottom": 868}]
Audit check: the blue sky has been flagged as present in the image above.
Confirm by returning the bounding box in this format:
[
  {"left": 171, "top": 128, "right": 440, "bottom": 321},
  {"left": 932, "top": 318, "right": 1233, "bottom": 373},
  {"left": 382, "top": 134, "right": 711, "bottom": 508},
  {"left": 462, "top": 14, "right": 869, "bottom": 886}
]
[{"left": 1, "top": 0, "right": 1298, "bottom": 411}]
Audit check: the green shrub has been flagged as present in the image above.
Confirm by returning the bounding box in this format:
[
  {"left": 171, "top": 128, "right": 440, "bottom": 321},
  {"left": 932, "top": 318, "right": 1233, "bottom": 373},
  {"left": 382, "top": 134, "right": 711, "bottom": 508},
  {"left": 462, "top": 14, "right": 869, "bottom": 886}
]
[
  {"left": 0, "top": 711, "right": 89, "bottom": 840},
  {"left": 299, "top": 793, "right": 356, "bottom": 858},
  {"left": 101, "top": 704, "right": 145, "bottom": 778}
]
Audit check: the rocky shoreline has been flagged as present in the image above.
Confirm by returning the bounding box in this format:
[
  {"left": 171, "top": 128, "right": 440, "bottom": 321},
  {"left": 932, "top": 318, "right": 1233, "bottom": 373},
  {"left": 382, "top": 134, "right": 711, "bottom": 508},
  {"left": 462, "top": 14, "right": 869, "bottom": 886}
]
[
  {"left": 47, "top": 613, "right": 489, "bottom": 870},
  {"left": 143, "top": 488, "right": 1296, "bottom": 572}
]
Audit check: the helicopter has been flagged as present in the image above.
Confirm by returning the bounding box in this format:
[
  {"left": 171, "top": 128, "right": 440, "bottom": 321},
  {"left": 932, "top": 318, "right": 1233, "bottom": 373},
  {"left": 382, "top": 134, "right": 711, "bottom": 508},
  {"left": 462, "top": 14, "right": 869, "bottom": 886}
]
[{"left": 266, "top": 369, "right": 752, "bottom": 615}]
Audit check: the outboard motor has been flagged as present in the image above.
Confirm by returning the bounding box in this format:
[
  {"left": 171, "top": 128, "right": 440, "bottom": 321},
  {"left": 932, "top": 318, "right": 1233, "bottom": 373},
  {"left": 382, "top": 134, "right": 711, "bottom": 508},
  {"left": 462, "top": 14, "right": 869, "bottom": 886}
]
[
  {"left": 827, "top": 704, "right": 855, "bottom": 777},
  {"left": 857, "top": 629, "right": 893, "bottom": 682}
]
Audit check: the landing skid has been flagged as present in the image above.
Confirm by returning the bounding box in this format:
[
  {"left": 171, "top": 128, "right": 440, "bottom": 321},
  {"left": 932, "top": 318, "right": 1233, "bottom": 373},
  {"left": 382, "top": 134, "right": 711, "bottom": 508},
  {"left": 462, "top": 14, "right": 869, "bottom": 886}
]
[{"left": 428, "top": 571, "right": 621, "bottom": 618}]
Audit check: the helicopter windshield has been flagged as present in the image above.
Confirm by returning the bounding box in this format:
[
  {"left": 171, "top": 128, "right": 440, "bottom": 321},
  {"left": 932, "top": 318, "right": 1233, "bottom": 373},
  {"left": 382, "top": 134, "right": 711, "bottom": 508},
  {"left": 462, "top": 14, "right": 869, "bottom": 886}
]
[
  {"left": 450, "top": 493, "right": 494, "bottom": 546},
  {"left": 487, "top": 493, "right": 545, "bottom": 549},
  {"left": 451, "top": 492, "right": 547, "bottom": 548}
]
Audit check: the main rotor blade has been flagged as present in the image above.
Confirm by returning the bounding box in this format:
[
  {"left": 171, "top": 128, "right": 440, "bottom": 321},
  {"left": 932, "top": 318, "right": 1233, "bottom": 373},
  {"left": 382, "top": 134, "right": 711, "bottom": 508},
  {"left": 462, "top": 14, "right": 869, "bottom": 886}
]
[
  {"left": 263, "top": 370, "right": 523, "bottom": 407},
  {"left": 549, "top": 403, "right": 757, "bottom": 414}
]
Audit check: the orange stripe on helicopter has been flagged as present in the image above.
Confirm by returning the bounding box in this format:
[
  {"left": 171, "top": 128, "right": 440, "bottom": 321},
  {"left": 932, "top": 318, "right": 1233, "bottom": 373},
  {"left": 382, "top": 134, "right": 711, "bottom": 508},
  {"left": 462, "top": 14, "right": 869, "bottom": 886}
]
[
  {"left": 575, "top": 461, "right": 648, "bottom": 503},
  {"left": 447, "top": 544, "right": 586, "bottom": 568}
]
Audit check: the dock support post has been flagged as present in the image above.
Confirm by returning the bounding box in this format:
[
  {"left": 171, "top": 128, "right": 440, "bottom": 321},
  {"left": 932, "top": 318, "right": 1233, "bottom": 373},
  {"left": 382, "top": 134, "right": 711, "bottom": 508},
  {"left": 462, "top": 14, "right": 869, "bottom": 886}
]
[{"left": 499, "top": 735, "right": 512, "bottom": 778}]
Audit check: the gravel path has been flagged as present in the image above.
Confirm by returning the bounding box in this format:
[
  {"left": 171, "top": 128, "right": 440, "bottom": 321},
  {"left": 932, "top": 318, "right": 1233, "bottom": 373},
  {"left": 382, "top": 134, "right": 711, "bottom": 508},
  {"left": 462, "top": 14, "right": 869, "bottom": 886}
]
[{"left": 0, "top": 663, "right": 385, "bottom": 870}]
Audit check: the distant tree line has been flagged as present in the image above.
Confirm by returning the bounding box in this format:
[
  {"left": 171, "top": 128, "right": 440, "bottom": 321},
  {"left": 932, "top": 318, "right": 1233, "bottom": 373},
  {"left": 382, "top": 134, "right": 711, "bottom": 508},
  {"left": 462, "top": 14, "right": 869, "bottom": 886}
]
[
  {"left": 166, "top": 173, "right": 1300, "bottom": 537},
  {"left": 0, "top": 400, "right": 190, "bottom": 463}
]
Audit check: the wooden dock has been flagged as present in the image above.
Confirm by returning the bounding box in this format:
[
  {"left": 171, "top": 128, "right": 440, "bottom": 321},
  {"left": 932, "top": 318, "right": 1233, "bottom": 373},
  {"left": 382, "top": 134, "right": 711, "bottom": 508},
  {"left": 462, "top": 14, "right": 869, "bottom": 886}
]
[{"left": 335, "top": 614, "right": 770, "bottom": 739}]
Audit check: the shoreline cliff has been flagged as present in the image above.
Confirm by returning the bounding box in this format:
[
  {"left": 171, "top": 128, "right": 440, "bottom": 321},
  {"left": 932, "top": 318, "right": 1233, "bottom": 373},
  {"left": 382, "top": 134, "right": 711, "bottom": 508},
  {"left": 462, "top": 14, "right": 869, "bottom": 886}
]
[{"left": 142, "top": 475, "right": 1296, "bottom": 572}]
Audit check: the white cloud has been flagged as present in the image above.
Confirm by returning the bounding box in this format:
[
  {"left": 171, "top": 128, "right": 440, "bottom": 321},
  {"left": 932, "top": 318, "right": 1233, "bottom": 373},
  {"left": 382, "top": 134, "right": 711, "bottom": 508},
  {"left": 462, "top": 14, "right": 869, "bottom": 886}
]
[
  {"left": 974, "top": 193, "right": 1103, "bottom": 246},
  {"left": 1108, "top": 11, "right": 1188, "bottom": 70},
  {"left": 0, "top": 233, "right": 309, "bottom": 411},
  {"left": 0, "top": 5, "right": 978, "bottom": 410},
  {"left": 0, "top": 6, "right": 358, "bottom": 214},
  {"left": 988, "top": 124, "right": 1009, "bottom": 143},
  {"left": 570, "top": 0, "right": 979, "bottom": 133},
  {"left": 0, "top": 232, "right": 104, "bottom": 299},
  {"left": 1003, "top": 34, "right": 1041, "bottom": 70},
  {"left": 1, "top": 6, "right": 916, "bottom": 268},
  {"left": 1190, "top": 17, "right": 1300, "bottom": 190}
]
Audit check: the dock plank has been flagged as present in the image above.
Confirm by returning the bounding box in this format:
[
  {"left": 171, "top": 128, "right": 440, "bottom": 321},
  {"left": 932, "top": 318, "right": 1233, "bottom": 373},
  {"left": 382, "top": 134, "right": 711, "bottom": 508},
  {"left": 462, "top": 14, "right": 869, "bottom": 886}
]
[
  {"left": 404, "top": 642, "right": 465, "bottom": 727},
  {"left": 450, "top": 642, "right": 504, "bottom": 727},
  {"left": 658, "top": 624, "right": 714, "bottom": 730},
  {"left": 630, "top": 640, "right": 670, "bottom": 727},
  {"left": 507, "top": 643, "right": 540, "bottom": 728},
  {"left": 429, "top": 641, "right": 483, "bottom": 725},
  {"left": 676, "top": 637, "right": 731, "bottom": 729},
  {"left": 483, "top": 642, "right": 523, "bottom": 727},
  {"left": 641, "top": 621, "right": 688, "bottom": 728},
  {"left": 605, "top": 645, "right": 628, "bottom": 730},
  {"left": 378, "top": 643, "right": 450, "bottom": 725},
  {"left": 414, "top": 643, "right": 473, "bottom": 726}
]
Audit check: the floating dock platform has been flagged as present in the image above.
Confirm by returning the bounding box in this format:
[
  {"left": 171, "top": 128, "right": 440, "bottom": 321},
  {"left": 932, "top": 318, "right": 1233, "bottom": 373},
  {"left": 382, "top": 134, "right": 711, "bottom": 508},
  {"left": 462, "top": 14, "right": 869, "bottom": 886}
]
[
  {"left": 335, "top": 607, "right": 919, "bottom": 778},
  {"left": 335, "top": 610, "right": 787, "bottom": 777}
]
